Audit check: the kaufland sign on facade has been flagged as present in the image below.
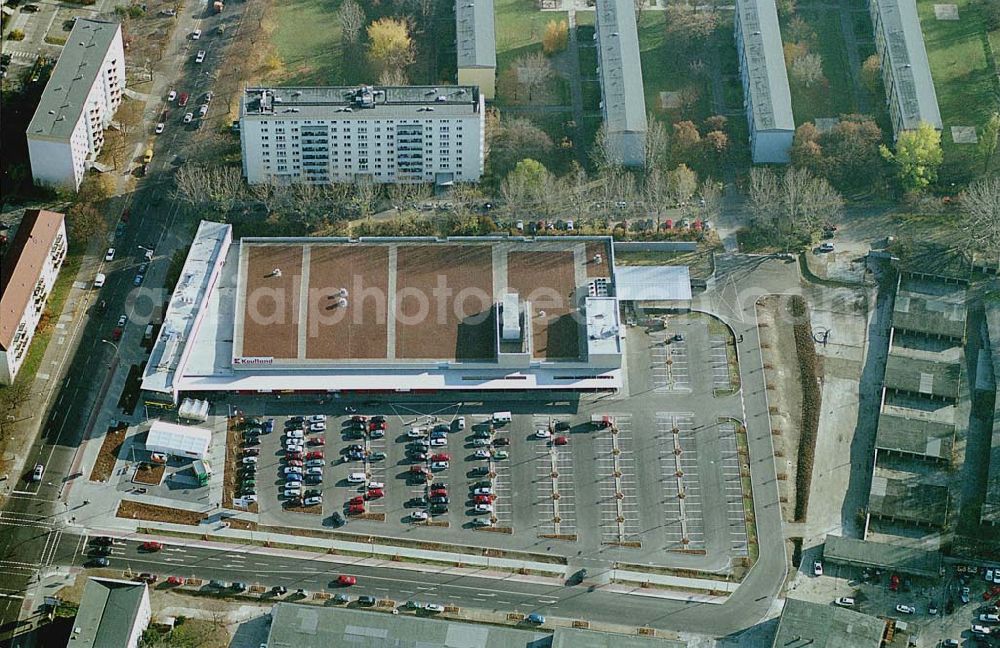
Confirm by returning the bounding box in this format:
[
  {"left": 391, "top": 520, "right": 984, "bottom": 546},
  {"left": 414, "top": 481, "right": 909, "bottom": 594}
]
[{"left": 233, "top": 356, "right": 274, "bottom": 366}]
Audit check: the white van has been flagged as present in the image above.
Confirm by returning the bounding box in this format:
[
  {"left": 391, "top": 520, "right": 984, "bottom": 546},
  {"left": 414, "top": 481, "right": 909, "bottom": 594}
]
[
  {"left": 347, "top": 472, "right": 366, "bottom": 483},
  {"left": 492, "top": 412, "right": 512, "bottom": 424},
  {"left": 94, "top": 273, "right": 106, "bottom": 288}
]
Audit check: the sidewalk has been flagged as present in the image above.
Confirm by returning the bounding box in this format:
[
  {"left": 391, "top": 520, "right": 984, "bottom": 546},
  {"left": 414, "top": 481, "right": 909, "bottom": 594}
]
[{"left": 80, "top": 519, "right": 735, "bottom": 604}]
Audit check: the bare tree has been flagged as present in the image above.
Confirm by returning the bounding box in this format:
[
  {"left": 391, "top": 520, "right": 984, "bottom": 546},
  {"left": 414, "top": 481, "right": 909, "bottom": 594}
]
[
  {"left": 699, "top": 180, "right": 723, "bottom": 224},
  {"left": 591, "top": 125, "right": 624, "bottom": 174},
  {"left": 747, "top": 167, "right": 781, "bottom": 226},
  {"left": 353, "top": 176, "right": 381, "bottom": 218},
  {"left": 114, "top": 100, "right": 145, "bottom": 140},
  {"left": 512, "top": 52, "right": 553, "bottom": 102},
  {"left": 379, "top": 68, "right": 408, "bottom": 86},
  {"left": 790, "top": 52, "right": 825, "bottom": 88},
  {"left": 338, "top": 0, "right": 366, "bottom": 44},
  {"left": 644, "top": 117, "right": 669, "bottom": 173},
  {"left": 642, "top": 165, "right": 670, "bottom": 228},
  {"left": 960, "top": 176, "right": 1000, "bottom": 270},
  {"left": 666, "top": 164, "right": 698, "bottom": 208},
  {"left": 634, "top": 0, "right": 646, "bottom": 24}
]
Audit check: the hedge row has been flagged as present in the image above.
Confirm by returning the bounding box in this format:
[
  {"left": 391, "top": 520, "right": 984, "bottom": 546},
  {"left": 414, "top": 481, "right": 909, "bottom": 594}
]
[{"left": 790, "top": 295, "right": 822, "bottom": 522}]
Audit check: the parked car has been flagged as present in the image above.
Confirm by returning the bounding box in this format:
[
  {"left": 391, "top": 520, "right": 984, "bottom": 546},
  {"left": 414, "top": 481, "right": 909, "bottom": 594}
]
[
  {"left": 834, "top": 597, "right": 855, "bottom": 608},
  {"left": 534, "top": 429, "right": 551, "bottom": 439},
  {"left": 813, "top": 561, "right": 823, "bottom": 576},
  {"left": 895, "top": 604, "right": 915, "bottom": 615}
]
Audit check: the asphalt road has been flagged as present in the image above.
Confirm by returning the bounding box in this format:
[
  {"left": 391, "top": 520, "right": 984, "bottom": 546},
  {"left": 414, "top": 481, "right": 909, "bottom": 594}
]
[
  {"left": 32, "top": 530, "right": 761, "bottom": 635},
  {"left": 0, "top": 3, "right": 233, "bottom": 644}
]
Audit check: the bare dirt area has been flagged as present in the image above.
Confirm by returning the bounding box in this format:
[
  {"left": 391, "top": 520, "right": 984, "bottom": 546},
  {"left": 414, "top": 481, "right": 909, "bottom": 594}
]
[
  {"left": 117, "top": 500, "right": 206, "bottom": 526},
  {"left": 132, "top": 462, "right": 166, "bottom": 485},
  {"left": 757, "top": 296, "right": 805, "bottom": 524},
  {"left": 89, "top": 424, "right": 127, "bottom": 482}
]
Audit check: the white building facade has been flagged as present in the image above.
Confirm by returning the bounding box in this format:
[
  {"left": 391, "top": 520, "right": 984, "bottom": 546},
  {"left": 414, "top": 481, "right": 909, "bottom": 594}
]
[
  {"left": 0, "top": 210, "right": 67, "bottom": 385},
  {"left": 26, "top": 19, "right": 124, "bottom": 191},
  {"left": 239, "top": 85, "right": 485, "bottom": 185}
]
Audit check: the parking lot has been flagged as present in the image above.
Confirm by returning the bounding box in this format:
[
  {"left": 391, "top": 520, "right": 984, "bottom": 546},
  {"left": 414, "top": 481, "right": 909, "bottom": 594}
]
[
  {"left": 791, "top": 560, "right": 1000, "bottom": 647},
  {"left": 207, "top": 313, "right": 753, "bottom": 571}
]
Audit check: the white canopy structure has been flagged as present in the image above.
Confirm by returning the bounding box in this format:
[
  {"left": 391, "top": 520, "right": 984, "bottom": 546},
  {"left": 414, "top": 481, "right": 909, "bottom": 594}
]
[
  {"left": 145, "top": 421, "right": 212, "bottom": 459},
  {"left": 177, "top": 398, "right": 210, "bottom": 422}
]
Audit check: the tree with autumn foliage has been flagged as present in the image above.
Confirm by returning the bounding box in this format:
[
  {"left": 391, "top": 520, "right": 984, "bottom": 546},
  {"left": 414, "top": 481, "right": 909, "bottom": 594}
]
[
  {"left": 542, "top": 19, "right": 568, "bottom": 54},
  {"left": 367, "top": 18, "right": 414, "bottom": 76}
]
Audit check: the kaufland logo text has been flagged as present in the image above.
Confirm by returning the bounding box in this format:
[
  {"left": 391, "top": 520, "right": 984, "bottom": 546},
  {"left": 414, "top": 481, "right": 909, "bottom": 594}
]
[{"left": 233, "top": 356, "right": 274, "bottom": 365}]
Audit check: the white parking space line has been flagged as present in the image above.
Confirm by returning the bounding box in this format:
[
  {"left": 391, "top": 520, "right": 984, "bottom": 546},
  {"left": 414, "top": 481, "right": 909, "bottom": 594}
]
[
  {"left": 710, "top": 337, "right": 733, "bottom": 391},
  {"left": 594, "top": 416, "right": 640, "bottom": 544},
  {"left": 657, "top": 412, "right": 704, "bottom": 550},
  {"left": 717, "top": 422, "right": 749, "bottom": 555}
]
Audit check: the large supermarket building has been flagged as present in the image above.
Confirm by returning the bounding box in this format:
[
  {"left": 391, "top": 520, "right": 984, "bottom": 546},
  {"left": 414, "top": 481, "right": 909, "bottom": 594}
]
[{"left": 141, "top": 221, "right": 662, "bottom": 404}]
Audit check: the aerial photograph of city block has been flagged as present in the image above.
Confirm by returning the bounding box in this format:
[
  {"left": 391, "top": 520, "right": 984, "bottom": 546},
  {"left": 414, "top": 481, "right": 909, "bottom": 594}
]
[{"left": 0, "top": 0, "right": 999, "bottom": 644}]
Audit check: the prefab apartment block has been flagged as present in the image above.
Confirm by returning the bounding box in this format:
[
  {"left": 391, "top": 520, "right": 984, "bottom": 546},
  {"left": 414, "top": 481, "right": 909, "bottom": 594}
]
[
  {"left": 239, "top": 85, "right": 485, "bottom": 186},
  {"left": 26, "top": 19, "right": 125, "bottom": 191},
  {"left": 0, "top": 210, "right": 67, "bottom": 385},
  {"left": 455, "top": 0, "right": 497, "bottom": 99},
  {"left": 867, "top": 0, "right": 942, "bottom": 138},
  {"left": 734, "top": 0, "right": 795, "bottom": 163}
]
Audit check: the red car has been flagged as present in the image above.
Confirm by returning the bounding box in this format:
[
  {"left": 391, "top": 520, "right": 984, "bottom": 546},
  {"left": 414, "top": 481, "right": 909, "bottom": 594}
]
[
  {"left": 286, "top": 451, "right": 303, "bottom": 460},
  {"left": 178, "top": 92, "right": 189, "bottom": 106},
  {"left": 889, "top": 574, "right": 900, "bottom": 591},
  {"left": 347, "top": 504, "right": 365, "bottom": 515},
  {"left": 348, "top": 496, "right": 365, "bottom": 505},
  {"left": 553, "top": 436, "right": 569, "bottom": 446},
  {"left": 368, "top": 420, "right": 387, "bottom": 431},
  {"left": 286, "top": 459, "right": 303, "bottom": 468},
  {"left": 112, "top": 326, "right": 123, "bottom": 341},
  {"left": 351, "top": 415, "right": 368, "bottom": 423},
  {"left": 365, "top": 488, "right": 384, "bottom": 500},
  {"left": 473, "top": 493, "right": 495, "bottom": 503},
  {"left": 410, "top": 466, "right": 428, "bottom": 475},
  {"left": 430, "top": 453, "right": 450, "bottom": 462},
  {"left": 140, "top": 541, "right": 163, "bottom": 552},
  {"left": 337, "top": 575, "right": 357, "bottom": 586},
  {"left": 305, "top": 451, "right": 324, "bottom": 460},
  {"left": 307, "top": 438, "right": 325, "bottom": 446},
  {"left": 167, "top": 576, "right": 185, "bottom": 586}
]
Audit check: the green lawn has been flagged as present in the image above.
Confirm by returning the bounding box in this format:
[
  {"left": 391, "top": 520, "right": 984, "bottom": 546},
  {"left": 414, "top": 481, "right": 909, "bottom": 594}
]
[
  {"left": 918, "top": 0, "right": 999, "bottom": 183},
  {"left": 267, "top": 0, "right": 350, "bottom": 85},
  {"left": 637, "top": 12, "right": 715, "bottom": 122},
  {"left": 575, "top": 10, "right": 595, "bottom": 27},
  {"left": 782, "top": 9, "right": 858, "bottom": 123},
  {"left": 496, "top": 0, "right": 567, "bottom": 70}
]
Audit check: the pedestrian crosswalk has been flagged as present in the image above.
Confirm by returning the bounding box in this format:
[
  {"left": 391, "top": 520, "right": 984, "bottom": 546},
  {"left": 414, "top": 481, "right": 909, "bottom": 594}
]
[{"left": 4, "top": 50, "right": 37, "bottom": 61}]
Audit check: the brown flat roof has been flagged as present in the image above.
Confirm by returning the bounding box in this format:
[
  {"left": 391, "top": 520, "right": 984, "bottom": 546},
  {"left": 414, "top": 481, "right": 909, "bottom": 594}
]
[
  {"left": 395, "top": 244, "right": 495, "bottom": 361},
  {"left": 306, "top": 245, "right": 389, "bottom": 361},
  {"left": 242, "top": 245, "right": 302, "bottom": 359},
  {"left": 0, "top": 210, "right": 65, "bottom": 350},
  {"left": 508, "top": 250, "right": 579, "bottom": 360},
  {"left": 234, "top": 238, "right": 613, "bottom": 364}
]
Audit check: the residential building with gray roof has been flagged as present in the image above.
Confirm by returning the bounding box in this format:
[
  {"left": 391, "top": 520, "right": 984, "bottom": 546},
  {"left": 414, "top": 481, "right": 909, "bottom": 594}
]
[
  {"left": 455, "top": 0, "right": 496, "bottom": 99},
  {"left": 734, "top": 0, "right": 795, "bottom": 163},
  {"left": 26, "top": 19, "right": 124, "bottom": 191},
  {"left": 67, "top": 577, "right": 150, "bottom": 648},
  {"left": 868, "top": 0, "right": 942, "bottom": 138},
  {"left": 239, "top": 85, "right": 485, "bottom": 185},
  {"left": 594, "top": 0, "right": 647, "bottom": 167}
]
